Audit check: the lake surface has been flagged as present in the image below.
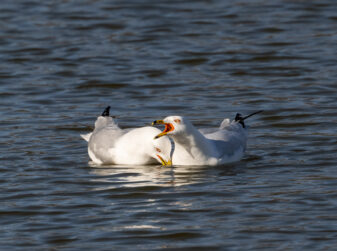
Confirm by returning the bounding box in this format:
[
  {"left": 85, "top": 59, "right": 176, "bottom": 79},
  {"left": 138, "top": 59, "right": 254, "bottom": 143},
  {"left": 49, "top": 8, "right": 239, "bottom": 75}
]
[{"left": 1, "top": 0, "right": 337, "bottom": 250}]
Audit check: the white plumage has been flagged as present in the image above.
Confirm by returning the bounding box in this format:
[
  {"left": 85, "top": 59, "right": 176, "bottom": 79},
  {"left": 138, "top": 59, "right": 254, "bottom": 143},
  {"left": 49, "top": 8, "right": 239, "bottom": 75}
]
[
  {"left": 152, "top": 114, "right": 260, "bottom": 166},
  {"left": 81, "top": 107, "right": 172, "bottom": 166}
]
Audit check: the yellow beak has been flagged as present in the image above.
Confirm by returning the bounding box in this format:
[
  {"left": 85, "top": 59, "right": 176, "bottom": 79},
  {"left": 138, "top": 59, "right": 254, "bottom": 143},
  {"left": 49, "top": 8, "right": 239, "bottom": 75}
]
[
  {"left": 152, "top": 120, "right": 165, "bottom": 126},
  {"left": 152, "top": 120, "right": 175, "bottom": 139},
  {"left": 154, "top": 131, "right": 167, "bottom": 139},
  {"left": 164, "top": 159, "right": 172, "bottom": 166},
  {"left": 157, "top": 155, "right": 172, "bottom": 166},
  {"left": 152, "top": 120, "right": 166, "bottom": 139}
]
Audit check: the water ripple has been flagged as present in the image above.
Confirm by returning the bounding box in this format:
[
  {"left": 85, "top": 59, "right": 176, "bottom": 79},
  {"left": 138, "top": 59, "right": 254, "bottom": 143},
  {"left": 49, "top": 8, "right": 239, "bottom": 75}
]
[{"left": 1, "top": 0, "right": 337, "bottom": 250}]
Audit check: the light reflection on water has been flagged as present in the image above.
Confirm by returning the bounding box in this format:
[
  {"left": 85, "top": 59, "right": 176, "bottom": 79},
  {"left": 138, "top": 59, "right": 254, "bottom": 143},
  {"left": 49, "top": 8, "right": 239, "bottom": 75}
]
[{"left": 89, "top": 163, "right": 238, "bottom": 188}]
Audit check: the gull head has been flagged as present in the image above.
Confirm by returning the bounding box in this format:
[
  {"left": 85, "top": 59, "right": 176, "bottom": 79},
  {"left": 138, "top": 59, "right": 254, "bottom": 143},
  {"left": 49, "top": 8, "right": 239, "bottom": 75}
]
[
  {"left": 152, "top": 115, "right": 189, "bottom": 139},
  {"left": 151, "top": 135, "right": 173, "bottom": 166}
]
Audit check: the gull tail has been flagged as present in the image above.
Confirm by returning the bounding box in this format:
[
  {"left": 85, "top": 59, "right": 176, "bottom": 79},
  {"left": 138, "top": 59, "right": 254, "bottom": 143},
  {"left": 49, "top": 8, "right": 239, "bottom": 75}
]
[
  {"left": 235, "top": 110, "right": 263, "bottom": 128},
  {"left": 101, "top": 106, "right": 116, "bottom": 118}
]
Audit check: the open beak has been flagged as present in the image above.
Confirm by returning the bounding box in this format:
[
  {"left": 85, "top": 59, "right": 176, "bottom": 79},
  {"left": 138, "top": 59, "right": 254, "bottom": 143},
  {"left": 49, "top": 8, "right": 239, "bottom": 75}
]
[
  {"left": 152, "top": 120, "right": 174, "bottom": 139},
  {"left": 156, "top": 155, "right": 172, "bottom": 166}
]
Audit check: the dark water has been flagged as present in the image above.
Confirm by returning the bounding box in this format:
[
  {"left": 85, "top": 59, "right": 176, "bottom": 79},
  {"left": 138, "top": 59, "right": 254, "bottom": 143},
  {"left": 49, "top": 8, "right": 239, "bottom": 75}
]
[{"left": 1, "top": 0, "right": 337, "bottom": 250}]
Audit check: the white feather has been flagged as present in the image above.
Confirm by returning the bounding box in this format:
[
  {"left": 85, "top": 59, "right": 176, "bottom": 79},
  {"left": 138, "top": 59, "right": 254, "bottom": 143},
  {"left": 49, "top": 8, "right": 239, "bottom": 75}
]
[
  {"left": 80, "top": 133, "right": 92, "bottom": 142},
  {"left": 156, "top": 116, "right": 248, "bottom": 166},
  {"left": 82, "top": 116, "right": 172, "bottom": 166}
]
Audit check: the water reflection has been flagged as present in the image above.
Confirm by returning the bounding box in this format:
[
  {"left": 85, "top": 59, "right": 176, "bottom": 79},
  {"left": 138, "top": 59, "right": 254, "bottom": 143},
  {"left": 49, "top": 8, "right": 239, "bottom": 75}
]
[
  {"left": 89, "top": 162, "right": 240, "bottom": 188},
  {"left": 2, "top": 0, "right": 337, "bottom": 249}
]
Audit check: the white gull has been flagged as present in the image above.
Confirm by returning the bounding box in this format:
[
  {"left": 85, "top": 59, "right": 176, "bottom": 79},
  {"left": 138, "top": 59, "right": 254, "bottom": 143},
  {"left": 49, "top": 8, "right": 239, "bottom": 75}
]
[
  {"left": 81, "top": 106, "right": 172, "bottom": 166},
  {"left": 152, "top": 111, "right": 262, "bottom": 166}
]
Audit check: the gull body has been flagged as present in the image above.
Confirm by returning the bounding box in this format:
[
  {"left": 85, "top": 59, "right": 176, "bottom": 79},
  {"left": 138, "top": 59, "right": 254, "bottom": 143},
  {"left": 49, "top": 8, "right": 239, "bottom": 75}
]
[
  {"left": 152, "top": 113, "right": 261, "bottom": 166},
  {"left": 81, "top": 107, "right": 172, "bottom": 166}
]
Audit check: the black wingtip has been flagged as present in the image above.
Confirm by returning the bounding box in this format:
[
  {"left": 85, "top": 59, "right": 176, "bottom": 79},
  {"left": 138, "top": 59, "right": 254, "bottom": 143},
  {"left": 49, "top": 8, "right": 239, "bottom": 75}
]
[
  {"left": 242, "top": 110, "right": 264, "bottom": 120},
  {"left": 235, "top": 113, "right": 245, "bottom": 128},
  {"left": 235, "top": 110, "right": 263, "bottom": 128},
  {"left": 101, "top": 106, "right": 111, "bottom": 117}
]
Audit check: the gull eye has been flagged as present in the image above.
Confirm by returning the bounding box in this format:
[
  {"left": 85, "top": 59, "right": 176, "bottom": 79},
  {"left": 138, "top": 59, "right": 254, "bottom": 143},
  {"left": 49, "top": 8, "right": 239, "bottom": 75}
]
[
  {"left": 174, "top": 119, "right": 181, "bottom": 124},
  {"left": 155, "top": 147, "right": 161, "bottom": 152}
]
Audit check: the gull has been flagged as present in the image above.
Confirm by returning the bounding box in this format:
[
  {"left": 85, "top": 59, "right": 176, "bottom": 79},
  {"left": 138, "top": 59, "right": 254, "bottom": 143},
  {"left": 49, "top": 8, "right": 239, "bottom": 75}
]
[
  {"left": 152, "top": 111, "right": 262, "bottom": 166},
  {"left": 81, "top": 106, "right": 172, "bottom": 166}
]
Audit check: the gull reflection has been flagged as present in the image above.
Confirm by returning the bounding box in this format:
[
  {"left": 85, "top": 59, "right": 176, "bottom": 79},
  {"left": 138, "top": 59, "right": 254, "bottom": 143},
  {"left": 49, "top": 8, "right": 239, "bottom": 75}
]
[{"left": 89, "top": 161, "right": 241, "bottom": 189}]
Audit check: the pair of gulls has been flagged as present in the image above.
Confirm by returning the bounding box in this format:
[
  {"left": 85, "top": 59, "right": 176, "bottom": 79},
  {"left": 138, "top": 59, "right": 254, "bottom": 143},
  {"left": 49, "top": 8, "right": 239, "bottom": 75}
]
[{"left": 81, "top": 106, "right": 262, "bottom": 166}]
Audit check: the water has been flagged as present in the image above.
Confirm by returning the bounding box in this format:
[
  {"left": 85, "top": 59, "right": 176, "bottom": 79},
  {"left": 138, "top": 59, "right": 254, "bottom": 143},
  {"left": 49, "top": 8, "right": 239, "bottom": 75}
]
[{"left": 1, "top": 0, "right": 337, "bottom": 249}]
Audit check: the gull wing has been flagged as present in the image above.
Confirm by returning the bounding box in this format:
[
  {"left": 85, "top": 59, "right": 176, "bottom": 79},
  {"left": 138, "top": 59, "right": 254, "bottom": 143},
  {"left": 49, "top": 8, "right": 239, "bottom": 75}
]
[
  {"left": 81, "top": 133, "right": 92, "bottom": 142},
  {"left": 203, "top": 122, "right": 247, "bottom": 161}
]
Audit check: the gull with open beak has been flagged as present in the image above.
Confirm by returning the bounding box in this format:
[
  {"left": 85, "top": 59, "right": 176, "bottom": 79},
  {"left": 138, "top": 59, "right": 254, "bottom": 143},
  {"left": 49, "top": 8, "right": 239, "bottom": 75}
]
[
  {"left": 81, "top": 106, "right": 172, "bottom": 166},
  {"left": 152, "top": 111, "right": 262, "bottom": 166}
]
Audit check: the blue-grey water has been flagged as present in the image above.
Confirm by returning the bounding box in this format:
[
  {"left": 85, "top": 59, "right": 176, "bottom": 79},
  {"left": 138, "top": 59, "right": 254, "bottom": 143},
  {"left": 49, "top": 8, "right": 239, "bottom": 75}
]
[{"left": 1, "top": 0, "right": 337, "bottom": 250}]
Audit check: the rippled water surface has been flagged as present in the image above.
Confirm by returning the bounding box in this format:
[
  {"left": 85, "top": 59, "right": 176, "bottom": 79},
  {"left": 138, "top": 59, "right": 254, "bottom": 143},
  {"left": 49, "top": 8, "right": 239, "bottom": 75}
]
[{"left": 1, "top": 0, "right": 337, "bottom": 250}]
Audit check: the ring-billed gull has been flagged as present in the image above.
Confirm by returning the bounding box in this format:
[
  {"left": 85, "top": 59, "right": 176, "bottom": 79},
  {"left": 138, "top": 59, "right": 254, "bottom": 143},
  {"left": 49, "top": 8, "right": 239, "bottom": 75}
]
[
  {"left": 152, "top": 111, "right": 262, "bottom": 166},
  {"left": 81, "top": 106, "right": 172, "bottom": 166}
]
